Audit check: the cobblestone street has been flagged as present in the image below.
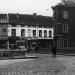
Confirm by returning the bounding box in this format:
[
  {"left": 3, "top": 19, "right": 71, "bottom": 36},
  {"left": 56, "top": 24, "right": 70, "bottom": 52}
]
[{"left": 0, "top": 54, "right": 75, "bottom": 75}]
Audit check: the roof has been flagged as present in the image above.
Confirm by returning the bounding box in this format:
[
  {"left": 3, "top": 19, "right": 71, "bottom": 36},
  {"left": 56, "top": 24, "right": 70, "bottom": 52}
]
[
  {"left": 52, "top": 3, "right": 75, "bottom": 10},
  {"left": 8, "top": 13, "right": 54, "bottom": 27}
]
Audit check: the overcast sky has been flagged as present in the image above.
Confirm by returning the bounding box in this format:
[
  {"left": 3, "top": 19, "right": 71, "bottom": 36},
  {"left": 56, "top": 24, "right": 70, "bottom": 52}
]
[{"left": 0, "top": 0, "right": 61, "bottom": 16}]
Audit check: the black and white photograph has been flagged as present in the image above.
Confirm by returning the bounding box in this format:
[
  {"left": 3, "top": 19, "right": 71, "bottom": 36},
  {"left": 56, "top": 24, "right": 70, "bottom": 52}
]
[{"left": 0, "top": 0, "right": 75, "bottom": 75}]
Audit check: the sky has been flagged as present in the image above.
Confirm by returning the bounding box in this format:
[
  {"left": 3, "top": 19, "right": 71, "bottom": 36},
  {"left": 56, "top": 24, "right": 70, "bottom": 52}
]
[{"left": 0, "top": 0, "right": 61, "bottom": 16}]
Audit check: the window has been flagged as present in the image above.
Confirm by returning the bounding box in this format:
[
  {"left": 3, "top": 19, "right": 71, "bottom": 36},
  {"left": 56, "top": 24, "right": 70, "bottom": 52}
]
[
  {"left": 33, "top": 30, "right": 36, "bottom": 37},
  {"left": 28, "top": 29, "right": 31, "bottom": 37},
  {"left": 11, "top": 29, "right": 16, "bottom": 36},
  {"left": 44, "top": 30, "right": 47, "bottom": 37},
  {"left": 21, "top": 29, "right": 25, "bottom": 37},
  {"left": 63, "top": 24, "right": 68, "bottom": 33},
  {"left": 2, "top": 28, "right": 7, "bottom": 37},
  {"left": 63, "top": 11, "right": 68, "bottom": 19},
  {"left": 39, "top": 30, "right": 42, "bottom": 37},
  {"left": 57, "top": 38, "right": 63, "bottom": 48},
  {"left": 49, "top": 31, "right": 52, "bottom": 38},
  {"left": 3, "top": 28, "right": 7, "bottom": 32},
  {"left": 63, "top": 39, "right": 68, "bottom": 48}
]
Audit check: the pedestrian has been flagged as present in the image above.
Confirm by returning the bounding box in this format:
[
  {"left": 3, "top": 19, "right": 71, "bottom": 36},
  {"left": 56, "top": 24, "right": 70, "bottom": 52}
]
[
  {"left": 51, "top": 37, "right": 57, "bottom": 57},
  {"left": 52, "top": 45, "right": 57, "bottom": 57}
]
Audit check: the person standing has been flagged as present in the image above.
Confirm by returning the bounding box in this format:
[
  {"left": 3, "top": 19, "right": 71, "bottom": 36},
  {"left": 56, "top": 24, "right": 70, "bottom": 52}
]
[{"left": 51, "top": 37, "right": 57, "bottom": 57}]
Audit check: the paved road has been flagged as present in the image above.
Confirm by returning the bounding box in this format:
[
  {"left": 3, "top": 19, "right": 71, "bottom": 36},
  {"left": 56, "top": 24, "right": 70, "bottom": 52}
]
[
  {"left": 57, "top": 55, "right": 75, "bottom": 75},
  {"left": 0, "top": 54, "right": 75, "bottom": 75}
]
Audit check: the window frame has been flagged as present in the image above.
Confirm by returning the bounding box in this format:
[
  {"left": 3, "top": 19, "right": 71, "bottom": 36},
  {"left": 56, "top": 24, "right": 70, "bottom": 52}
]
[
  {"left": 49, "top": 30, "right": 52, "bottom": 38},
  {"left": 63, "top": 11, "right": 68, "bottom": 19},
  {"left": 39, "top": 30, "right": 42, "bottom": 37},
  {"left": 44, "top": 30, "right": 47, "bottom": 37},
  {"left": 63, "top": 39, "right": 68, "bottom": 48},
  {"left": 33, "top": 30, "right": 36, "bottom": 37},
  {"left": 57, "top": 38, "right": 63, "bottom": 48},
  {"left": 11, "top": 29, "right": 16, "bottom": 36},
  {"left": 21, "top": 29, "right": 25, "bottom": 37},
  {"left": 28, "top": 29, "right": 31, "bottom": 37},
  {"left": 2, "top": 28, "right": 7, "bottom": 32},
  {"left": 63, "top": 24, "right": 68, "bottom": 33}
]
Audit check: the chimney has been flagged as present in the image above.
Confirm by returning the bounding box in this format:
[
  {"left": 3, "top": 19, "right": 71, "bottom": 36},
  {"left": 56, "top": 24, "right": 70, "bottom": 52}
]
[
  {"left": 33, "top": 13, "right": 37, "bottom": 16},
  {"left": 61, "top": 0, "right": 65, "bottom": 4}
]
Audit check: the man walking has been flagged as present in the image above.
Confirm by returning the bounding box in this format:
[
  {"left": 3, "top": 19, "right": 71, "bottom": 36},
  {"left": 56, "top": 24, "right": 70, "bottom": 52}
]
[{"left": 51, "top": 37, "right": 57, "bottom": 57}]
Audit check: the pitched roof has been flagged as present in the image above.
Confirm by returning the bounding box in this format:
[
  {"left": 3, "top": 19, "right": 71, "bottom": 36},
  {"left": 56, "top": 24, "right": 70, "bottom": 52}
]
[{"left": 8, "top": 13, "right": 54, "bottom": 27}]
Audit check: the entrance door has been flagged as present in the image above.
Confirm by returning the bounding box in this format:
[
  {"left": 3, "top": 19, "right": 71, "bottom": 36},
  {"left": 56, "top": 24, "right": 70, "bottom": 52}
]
[{"left": 38, "top": 39, "right": 52, "bottom": 53}]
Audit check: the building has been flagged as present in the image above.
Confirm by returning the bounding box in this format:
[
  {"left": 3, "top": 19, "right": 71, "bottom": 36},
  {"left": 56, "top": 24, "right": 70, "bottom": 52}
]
[
  {"left": 52, "top": 0, "right": 75, "bottom": 54},
  {"left": 0, "top": 13, "right": 54, "bottom": 56},
  {"left": 0, "top": 14, "right": 9, "bottom": 49}
]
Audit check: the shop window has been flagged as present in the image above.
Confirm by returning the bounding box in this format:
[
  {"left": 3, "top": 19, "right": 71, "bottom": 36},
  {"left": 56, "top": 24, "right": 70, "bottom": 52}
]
[
  {"left": 44, "top": 30, "right": 47, "bottom": 37},
  {"left": 11, "top": 29, "right": 16, "bottom": 36},
  {"left": 63, "top": 24, "right": 68, "bottom": 33},
  {"left": 39, "top": 30, "right": 42, "bottom": 37},
  {"left": 21, "top": 29, "right": 25, "bottom": 37},
  {"left": 33, "top": 30, "right": 36, "bottom": 37},
  {"left": 49, "top": 31, "right": 52, "bottom": 38},
  {"left": 63, "top": 11, "right": 68, "bottom": 19}
]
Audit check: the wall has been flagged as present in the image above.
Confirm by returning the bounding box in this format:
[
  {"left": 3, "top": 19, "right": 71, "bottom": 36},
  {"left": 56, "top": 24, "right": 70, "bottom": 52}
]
[
  {"left": 8, "top": 26, "right": 54, "bottom": 39},
  {"left": 0, "top": 25, "right": 8, "bottom": 38},
  {"left": 52, "top": 4, "right": 75, "bottom": 49}
]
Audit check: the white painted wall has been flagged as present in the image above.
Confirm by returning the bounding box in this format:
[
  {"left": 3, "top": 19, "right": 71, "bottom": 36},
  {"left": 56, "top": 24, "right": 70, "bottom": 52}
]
[{"left": 8, "top": 25, "right": 54, "bottom": 39}]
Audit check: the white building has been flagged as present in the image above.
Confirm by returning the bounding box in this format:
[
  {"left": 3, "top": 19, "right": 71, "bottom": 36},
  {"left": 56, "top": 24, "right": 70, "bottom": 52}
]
[
  {"left": 0, "top": 13, "right": 54, "bottom": 54},
  {"left": 8, "top": 25, "right": 54, "bottom": 40}
]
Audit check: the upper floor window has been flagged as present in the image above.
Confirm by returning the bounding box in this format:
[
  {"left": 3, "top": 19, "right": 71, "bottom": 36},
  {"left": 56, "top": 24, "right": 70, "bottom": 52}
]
[
  {"left": 28, "top": 29, "right": 31, "bottom": 37},
  {"left": 49, "top": 31, "right": 52, "bottom": 38},
  {"left": 63, "top": 11, "right": 68, "bottom": 19},
  {"left": 63, "top": 24, "right": 68, "bottom": 33},
  {"left": 33, "top": 30, "right": 36, "bottom": 37},
  {"left": 63, "top": 39, "right": 68, "bottom": 48},
  {"left": 39, "top": 30, "right": 42, "bottom": 37},
  {"left": 44, "top": 30, "right": 47, "bottom": 37},
  {"left": 11, "top": 29, "right": 16, "bottom": 36},
  {"left": 57, "top": 38, "right": 63, "bottom": 48},
  {"left": 21, "top": 29, "right": 25, "bottom": 37}
]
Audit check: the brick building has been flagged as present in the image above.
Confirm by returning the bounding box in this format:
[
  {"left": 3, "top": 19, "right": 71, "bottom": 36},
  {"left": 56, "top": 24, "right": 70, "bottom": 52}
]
[{"left": 52, "top": 0, "right": 75, "bottom": 54}]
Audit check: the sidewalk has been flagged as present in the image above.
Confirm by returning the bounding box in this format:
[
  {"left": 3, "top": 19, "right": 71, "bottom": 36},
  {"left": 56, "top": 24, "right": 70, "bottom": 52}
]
[{"left": 0, "top": 54, "right": 38, "bottom": 60}]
